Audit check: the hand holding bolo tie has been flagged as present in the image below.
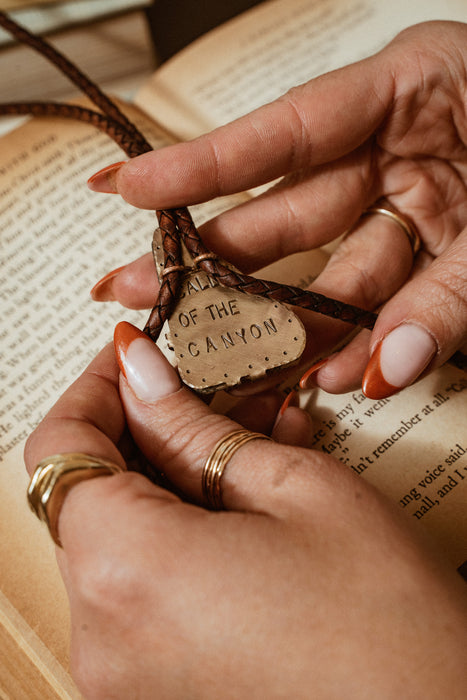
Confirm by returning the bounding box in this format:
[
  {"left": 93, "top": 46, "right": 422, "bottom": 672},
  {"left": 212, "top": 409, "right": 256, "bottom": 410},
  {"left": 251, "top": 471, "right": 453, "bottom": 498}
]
[{"left": 1, "top": 12, "right": 466, "bottom": 698}]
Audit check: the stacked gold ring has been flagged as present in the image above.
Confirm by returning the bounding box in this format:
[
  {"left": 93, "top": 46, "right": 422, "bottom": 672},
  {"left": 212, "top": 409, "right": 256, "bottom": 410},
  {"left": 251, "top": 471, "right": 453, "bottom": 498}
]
[
  {"left": 27, "top": 452, "right": 124, "bottom": 546},
  {"left": 202, "top": 429, "right": 272, "bottom": 510}
]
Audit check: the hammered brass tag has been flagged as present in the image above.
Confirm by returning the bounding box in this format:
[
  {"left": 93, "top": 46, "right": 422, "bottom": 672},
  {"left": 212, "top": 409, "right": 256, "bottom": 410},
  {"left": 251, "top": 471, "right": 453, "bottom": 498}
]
[{"left": 166, "top": 269, "right": 306, "bottom": 393}]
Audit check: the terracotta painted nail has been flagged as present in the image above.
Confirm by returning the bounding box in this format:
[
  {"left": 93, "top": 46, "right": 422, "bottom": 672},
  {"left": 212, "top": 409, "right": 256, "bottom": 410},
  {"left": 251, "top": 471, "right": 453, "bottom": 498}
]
[
  {"left": 114, "top": 321, "right": 181, "bottom": 402},
  {"left": 299, "top": 358, "right": 329, "bottom": 390},
  {"left": 363, "top": 324, "right": 437, "bottom": 399},
  {"left": 362, "top": 343, "right": 399, "bottom": 399},
  {"left": 280, "top": 390, "right": 299, "bottom": 415},
  {"left": 273, "top": 390, "right": 299, "bottom": 429},
  {"left": 87, "top": 161, "right": 126, "bottom": 193},
  {"left": 90, "top": 266, "right": 125, "bottom": 301}
]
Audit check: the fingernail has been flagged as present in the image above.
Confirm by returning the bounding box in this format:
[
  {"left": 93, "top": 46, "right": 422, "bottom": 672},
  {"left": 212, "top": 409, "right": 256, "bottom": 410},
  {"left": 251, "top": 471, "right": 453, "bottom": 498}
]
[
  {"left": 273, "top": 390, "right": 298, "bottom": 429},
  {"left": 363, "top": 324, "right": 437, "bottom": 399},
  {"left": 114, "top": 321, "right": 181, "bottom": 402},
  {"left": 87, "top": 161, "right": 126, "bottom": 193},
  {"left": 299, "top": 358, "right": 329, "bottom": 390},
  {"left": 90, "top": 266, "right": 125, "bottom": 301}
]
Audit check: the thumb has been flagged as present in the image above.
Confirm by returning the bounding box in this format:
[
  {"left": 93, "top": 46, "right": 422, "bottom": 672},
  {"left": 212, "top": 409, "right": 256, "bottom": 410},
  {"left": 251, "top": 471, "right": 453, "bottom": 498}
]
[
  {"left": 362, "top": 230, "right": 467, "bottom": 399},
  {"left": 114, "top": 322, "right": 281, "bottom": 511}
]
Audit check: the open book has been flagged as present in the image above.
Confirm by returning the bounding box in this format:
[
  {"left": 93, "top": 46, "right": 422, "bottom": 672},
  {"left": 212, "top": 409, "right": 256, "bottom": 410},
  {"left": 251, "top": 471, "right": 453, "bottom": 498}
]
[{"left": 1, "top": 0, "right": 466, "bottom": 696}]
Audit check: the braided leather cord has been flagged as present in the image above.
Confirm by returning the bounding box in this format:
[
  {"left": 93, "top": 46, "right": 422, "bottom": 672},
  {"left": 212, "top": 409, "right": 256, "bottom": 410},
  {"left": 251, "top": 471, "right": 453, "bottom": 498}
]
[
  {"left": 0, "top": 12, "right": 465, "bottom": 374},
  {"left": 176, "top": 209, "right": 467, "bottom": 372},
  {"left": 144, "top": 210, "right": 184, "bottom": 340},
  {"left": 0, "top": 102, "right": 151, "bottom": 156},
  {"left": 174, "top": 207, "right": 378, "bottom": 329},
  {"left": 0, "top": 12, "right": 145, "bottom": 142},
  {"left": 0, "top": 10, "right": 184, "bottom": 334}
]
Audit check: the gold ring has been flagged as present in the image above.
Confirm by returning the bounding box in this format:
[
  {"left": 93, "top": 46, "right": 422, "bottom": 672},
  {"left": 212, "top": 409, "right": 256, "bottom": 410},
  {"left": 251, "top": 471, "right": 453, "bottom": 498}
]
[
  {"left": 362, "top": 205, "right": 421, "bottom": 256},
  {"left": 202, "top": 429, "right": 272, "bottom": 510},
  {"left": 27, "top": 453, "right": 124, "bottom": 547},
  {"left": 161, "top": 264, "right": 187, "bottom": 277}
]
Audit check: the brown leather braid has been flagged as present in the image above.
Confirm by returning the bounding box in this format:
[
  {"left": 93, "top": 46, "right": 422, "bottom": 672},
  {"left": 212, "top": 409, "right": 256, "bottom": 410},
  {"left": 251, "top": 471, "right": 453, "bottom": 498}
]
[
  {"left": 1, "top": 11, "right": 466, "bottom": 375},
  {"left": 0, "top": 10, "right": 184, "bottom": 334},
  {"left": 144, "top": 209, "right": 185, "bottom": 340},
  {"left": 0, "top": 11, "right": 145, "bottom": 143},
  {"left": 174, "top": 207, "right": 378, "bottom": 329},
  {"left": 0, "top": 101, "right": 152, "bottom": 156}
]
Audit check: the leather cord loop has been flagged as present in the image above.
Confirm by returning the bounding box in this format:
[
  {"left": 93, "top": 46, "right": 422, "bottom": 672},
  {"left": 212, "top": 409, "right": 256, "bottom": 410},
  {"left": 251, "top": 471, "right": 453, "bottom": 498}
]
[{"left": 0, "top": 11, "right": 465, "bottom": 374}]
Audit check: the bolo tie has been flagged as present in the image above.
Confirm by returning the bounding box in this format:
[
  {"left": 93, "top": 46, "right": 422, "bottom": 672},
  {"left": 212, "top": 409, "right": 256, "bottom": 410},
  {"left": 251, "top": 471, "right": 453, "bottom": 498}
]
[{"left": 0, "top": 11, "right": 465, "bottom": 394}]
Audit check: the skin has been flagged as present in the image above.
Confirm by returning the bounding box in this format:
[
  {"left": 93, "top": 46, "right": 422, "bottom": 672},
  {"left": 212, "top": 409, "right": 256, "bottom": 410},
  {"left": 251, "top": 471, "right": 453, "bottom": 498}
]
[
  {"left": 25, "top": 21, "right": 467, "bottom": 699},
  {"left": 25, "top": 343, "right": 467, "bottom": 699},
  {"left": 90, "top": 20, "right": 467, "bottom": 392}
]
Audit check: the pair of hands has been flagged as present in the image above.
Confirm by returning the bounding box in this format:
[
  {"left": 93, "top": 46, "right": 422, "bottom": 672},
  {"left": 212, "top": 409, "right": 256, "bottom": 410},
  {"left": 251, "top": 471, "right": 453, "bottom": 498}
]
[
  {"left": 89, "top": 20, "right": 467, "bottom": 397},
  {"left": 26, "top": 21, "right": 467, "bottom": 698},
  {"left": 25, "top": 335, "right": 467, "bottom": 699}
]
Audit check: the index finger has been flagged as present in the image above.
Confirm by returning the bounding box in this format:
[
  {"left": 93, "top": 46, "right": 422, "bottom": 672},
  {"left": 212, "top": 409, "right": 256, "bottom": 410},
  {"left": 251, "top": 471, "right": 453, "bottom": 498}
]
[{"left": 90, "top": 55, "right": 390, "bottom": 209}]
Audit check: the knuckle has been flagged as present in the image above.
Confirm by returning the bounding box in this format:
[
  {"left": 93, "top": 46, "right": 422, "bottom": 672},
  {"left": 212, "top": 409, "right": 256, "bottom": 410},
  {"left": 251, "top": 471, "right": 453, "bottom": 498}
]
[
  {"left": 436, "top": 256, "right": 467, "bottom": 299},
  {"left": 274, "top": 188, "right": 308, "bottom": 255},
  {"left": 264, "top": 445, "right": 370, "bottom": 523},
  {"left": 324, "top": 254, "right": 383, "bottom": 309},
  {"left": 420, "top": 266, "right": 467, "bottom": 338},
  {"left": 263, "top": 445, "right": 333, "bottom": 513},
  {"left": 72, "top": 550, "right": 142, "bottom": 617},
  {"left": 277, "top": 87, "right": 313, "bottom": 170},
  {"left": 150, "top": 394, "right": 236, "bottom": 473},
  {"left": 204, "top": 134, "right": 226, "bottom": 196}
]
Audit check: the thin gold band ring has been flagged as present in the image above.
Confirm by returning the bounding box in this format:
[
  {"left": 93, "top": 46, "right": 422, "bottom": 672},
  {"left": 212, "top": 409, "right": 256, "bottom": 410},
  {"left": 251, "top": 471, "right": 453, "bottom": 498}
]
[
  {"left": 202, "top": 429, "right": 272, "bottom": 510},
  {"left": 362, "top": 205, "right": 421, "bottom": 256}
]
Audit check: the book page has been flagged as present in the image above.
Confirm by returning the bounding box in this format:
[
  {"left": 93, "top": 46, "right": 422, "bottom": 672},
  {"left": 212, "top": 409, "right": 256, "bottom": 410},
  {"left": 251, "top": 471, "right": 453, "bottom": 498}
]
[
  {"left": 135, "top": 0, "right": 467, "bottom": 141},
  {"left": 0, "top": 103, "right": 249, "bottom": 678},
  {"left": 0, "top": 108, "right": 153, "bottom": 675},
  {"left": 305, "top": 368, "right": 467, "bottom": 568}
]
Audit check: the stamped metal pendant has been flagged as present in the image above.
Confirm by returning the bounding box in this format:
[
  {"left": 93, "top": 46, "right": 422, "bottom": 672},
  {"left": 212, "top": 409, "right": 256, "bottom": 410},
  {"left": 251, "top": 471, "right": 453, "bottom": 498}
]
[
  {"left": 167, "top": 270, "right": 305, "bottom": 392},
  {"left": 152, "top": 228, "right": 306, "bottom": 393}
]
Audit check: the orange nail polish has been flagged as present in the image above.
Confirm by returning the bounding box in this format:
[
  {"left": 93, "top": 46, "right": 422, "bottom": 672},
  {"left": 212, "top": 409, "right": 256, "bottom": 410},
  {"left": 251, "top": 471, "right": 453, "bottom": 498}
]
[
  {"left": 87, "top": 161, "right": 126, "bottom": 193},
  {"left": 114, "top": 321, "right": 181, "bottom": 401},
  {"left": 299, "top": 358, "right": 329, "bottom": 390},
  {"left": 90, "top": 265, "right": 125, "bottom": 301},
  {"left": 114, "top": 321, "right": 147, "bottom": 379},
  {"left": 279, "top": 390, "right": 299, "bottom": 416},
  {"left": 273, "top": 390, "right": 299, "bottom": 430},
  {"left": 362, "top": 342, "right": 399, "bottom": 399}
]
